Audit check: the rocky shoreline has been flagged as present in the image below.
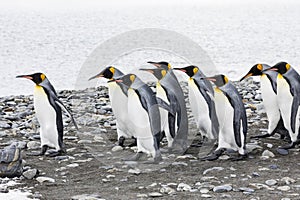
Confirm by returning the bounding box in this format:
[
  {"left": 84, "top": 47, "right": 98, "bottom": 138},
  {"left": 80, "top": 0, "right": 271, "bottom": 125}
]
[{"left": 1, "top": 78, "right": 300, "bottom": 200}]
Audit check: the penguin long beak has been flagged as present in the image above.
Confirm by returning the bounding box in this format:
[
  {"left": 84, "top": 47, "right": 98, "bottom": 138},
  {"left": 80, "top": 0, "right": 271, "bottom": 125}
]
[
  {"left": 107, "top": 79, "right": 122, "bottom": 83},
  {"left": 173, "top": 68, "right": 186, "bottom": 73},
  {"left": 139, "top": 68, "right": 154, "bottom": 74},
  {"left": 88, "top": 73, "right": 104, "bottom": 81},
  {"left": 202, "top": 77, "right": 216, "bottom": 82},
  {"left": 240, "top": 73, "right": 253, "bottom": 82},
  {"left": 263, "top": 67, "right": 277, "bottom": 72},
  {"left": 16, "top": 75, "right": 33, "bottom": 80},
  {"left": 147, "top": 61, "right": 161, "bottom": 68}
]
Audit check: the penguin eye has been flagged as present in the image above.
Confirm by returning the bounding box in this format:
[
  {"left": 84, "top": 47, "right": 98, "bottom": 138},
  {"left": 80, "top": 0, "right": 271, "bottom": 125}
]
[
  {"left": 129, "top": 74, "right": 135, "bottom": 82},
  {"left": 257, "top": 64, "right": 263, "bottom": 71},
  {"left": 193, "top": 67, "right": 198, "bottom": 74},
  {"left": 286, "top": 63, "right": 291, "bottom": 71},
  {"left": 40, "top": 74, "right": 46, "bottom": 81},
  {"left": 161, "top": 70, "right": 167, "bottom": 77},
  {"left": 109, "top": 67, "right": 115, "bottom": 74}
]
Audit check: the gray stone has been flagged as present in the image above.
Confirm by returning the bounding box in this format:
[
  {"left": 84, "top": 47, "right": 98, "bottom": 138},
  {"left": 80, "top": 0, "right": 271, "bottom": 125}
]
[
  {"left": 0, "top": 121, "right": 11, "bottom": 129},
  {"left": 23, "top": 169, "right": 38, "bottom": 179},
  {"left": 239, "top": 187, "right": 255, "bottom": 193},
  {"left": 262, "top": 150, "right": 275, "bottom": 158},
  {"left": 203, "top": 167, "right": 224, "bottom": 175},
  {"left": 67, "top": 163, "right": 79, "bottom": 168},
  {"left": 27, "top": 141, "right": 41, "bottom": 150},
  {"left": 265, "top": 179, "right": 277, "bottom": 186},
  {"left": 128, "top": 168, "right": 141, "bottom": 175},
  {"left": 36, "top": 176, "right": 55, "bottom": 183},
  {"left": 281, "top": 177, "right": 295, "bottom": 184},
  {"left": 111, "top": 145, "right": 123, "bottom": 152},
  {"left": 177, "top": 183, "right": 192, "bottom": 192},
  {"left": 213, "top": 185, "right": 232, "bottom": 193},
  {"left": 277, "top": 186, "right": 291, "bottom": 191},
  {"left": 171, "top": 162, "right": 188, "bottom": 166},
  {"left": 277, "top": 148, "right": 289, "bottom": 155},
  {"left": 201, "top": 194, "right": 212, "bottom": 198},
  {"left": 148, "top": 192, "right": 163, "bottom": 197},
  {"left": 71, "top": 194, "right": 104, "bottom": 200},
  {"left": 160, "top": 186, "right": 176, "bottom": 195}
]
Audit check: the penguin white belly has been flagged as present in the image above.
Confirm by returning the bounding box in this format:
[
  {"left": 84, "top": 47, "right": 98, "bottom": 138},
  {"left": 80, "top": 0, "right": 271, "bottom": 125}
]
[
  {"left": 214, "top": 89, "right": 242, "bottom": 152},
  {"left": 277, "top": 76, "right": 299, "bottom": 142},
  {"left": 156, "top": 83, "right": 173, "bottom": 147},
  {"left": 34, "top": 86, "right": 59, "bottom": 150},
  {"left": 260, "top": 74, "right": 281, "bottom": 133},
  {"left": 108, "top": 82, "right": 133, "bottom": 138},
  {"left": 188, "top": 79, "right": 213, "bottom": 139},
  {"left": 127, "top": 89, "right": 156, "bottom": 157}
]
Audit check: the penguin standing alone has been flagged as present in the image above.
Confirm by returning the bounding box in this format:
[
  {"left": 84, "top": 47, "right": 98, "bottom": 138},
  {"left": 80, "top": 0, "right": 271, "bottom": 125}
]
[
  {"left": 240, "top": 64, "right": 288, "bottom": 140},
  {"left": 89, "top": 67, "right": 136, "bottom": 147},
  {"left": 112, "top": 74, "right": 162, "bottom": 162},
  {"left": 264, "top": 62, "right": 300, "bottom": 150},
  {"left": 147, "top": 61, "right": 188, "bottom": 152},
  {"left": 16, "top": 73, "right": 77, "bottom": 156},
  {"left": 201, "top": 74, "right": 247, "bottom": 161},
  {"left": 174, "top": 65, "right": 219, "bottom": 141}
]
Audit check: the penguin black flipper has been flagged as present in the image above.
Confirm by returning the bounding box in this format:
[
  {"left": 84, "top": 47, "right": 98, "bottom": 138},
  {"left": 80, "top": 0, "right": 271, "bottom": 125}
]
[
  {"left": 40, "top": 81, "right": 79, "bottom": 130},
  {"left": 194, "top": 77, "right": 219, "bottom": 138},
  {"left": 135, "top": 85, "right": 162, "bottom": 148},
  {"left": 284, "top": 68, "right": 300, "bottom": 133},
  {"left": 156, "top": 97, "right": 175, "bottom": 116},
  {"left": 223, "top": 84, "right": 247, "bottom": 148}
]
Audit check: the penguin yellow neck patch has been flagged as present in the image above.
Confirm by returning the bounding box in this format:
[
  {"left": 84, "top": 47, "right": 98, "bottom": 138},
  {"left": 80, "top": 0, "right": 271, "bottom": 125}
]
[
  {"left": 193, "top": 67, "right": 198, "bottom": 75},
  {"left": 278, "top": 74, "right": 283, "bottom": 79},
  {"left": 257, "top": 64, "right": 263, "bottom": 71},
  {"left": 40, "top": 74, "right": 46, "bottom": 81},
  {"left": 109, "top": 67, "right": 115, "bottom": 74},
  {"left": 286, "top": 63, "right": 291, "bottom": 71}
]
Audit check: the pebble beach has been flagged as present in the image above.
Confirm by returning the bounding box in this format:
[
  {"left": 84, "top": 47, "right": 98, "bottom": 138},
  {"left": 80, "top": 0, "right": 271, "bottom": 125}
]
[{"left": 1, "top": 78, "right": 300, "bottom": 199}]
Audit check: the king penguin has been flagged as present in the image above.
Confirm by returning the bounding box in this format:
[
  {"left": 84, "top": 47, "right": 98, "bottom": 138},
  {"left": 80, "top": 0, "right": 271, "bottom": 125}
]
[
  {"left": 201, "top": 74, "right": 247, "bottom": 161},
  {"left": 264, "top": 62, "right": 300, "bottom": 150},
  {"left": 240, "top": 64, "right": 289, "bottom": 140},
  {"left": 173, "top": 65, "right": 219, "bottom": 141},
  {"left": 112, "top": 74, "right": 162, "bottom": 162},
  {"left": 139, "top": 68, "right": 177, "bottom": 149},
  {"left": 16, "top": 73, "right": 78, "bottom": 156},
  {"left": 89, "top": 67, "right": 136, "bottom": 147},
  {"left": 147, "top": 61, "right": 188, "bottom": 152}
]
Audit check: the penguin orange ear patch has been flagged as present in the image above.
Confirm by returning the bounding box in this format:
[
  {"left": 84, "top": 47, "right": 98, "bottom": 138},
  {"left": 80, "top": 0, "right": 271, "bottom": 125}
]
[
  {"left": 109, "top": 67, "right": 115, "bottom": 74},
  {"left": 257, "top": 64, "right": 263, "bottom": 71},
  {"left": 286, "top": 63, "right": 291, "bottom": 71},
  {"left": 40, "top": 74, "right": 46, "bottom": 81},
  {"left": 167, "top": 63, "right": 171, "bottom": 69},
  {"left": 130, "top": 74, "right": 135, "bottom": 82},
  {"left": 224, "top": 76, "right": 229, "bottom": 83},
  {"left": 193, "top": 67, "right": 198, "bottom": 74}
]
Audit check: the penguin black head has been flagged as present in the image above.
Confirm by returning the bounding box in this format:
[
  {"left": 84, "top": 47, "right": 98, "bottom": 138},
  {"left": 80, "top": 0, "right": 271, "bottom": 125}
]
[
  {"left": 16, "top": 72, "right": 46, "bottom": 85},
  {"left": 112, "top": 74, "right": 136, "bottom": 87},
  {"left": 147, "top": 61, "right": 171, "bottom": 70},
  {"left": 240, "top": 64, "right": 264, "bottom": 81},
  {"left": 88, "top": 66, "right": 116, "bottom": 81},
  {"left": 139, "top": 68, "right": 167, "bottom": 80},
  {"left": 173, "top": 65, "right": 199, "bottom": 77},
  {"left": 205, "top": 74, "right": 229, "bottom": 87},
  {"left": 266, "top": 62, "right": 291, "bottom": 74}
]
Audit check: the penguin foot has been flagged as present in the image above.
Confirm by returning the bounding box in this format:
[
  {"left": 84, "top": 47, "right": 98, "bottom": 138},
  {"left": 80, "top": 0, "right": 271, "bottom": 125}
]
[
  {"left": 279, "top": 141, "right": 298, "bottom": 150},
  {"left": 142, "top": 155, "right": 162, "bottom": 164},
  {"left": 201, "top": 148, "right": 225, "bottom": 161},
  {"left": 128, "top": 139, "right": 137, "bottom": 147},
  {"left": 45, "top": 149, "right": 64, "bottom": 157},
  {"left": 122, "top": 152, "right": 145, "bottom": 161},
  {"left": 250, "top": 133, "right": 272, "bottom": 139},
  {"left": 229, "top": 154, "right": 248, "bottom": 161},
  {"left": 118, "top": 136, "right": 126, "bottom": 147},
  {"left": 27, "top": 145, "right": 48, "bottom": 156}
]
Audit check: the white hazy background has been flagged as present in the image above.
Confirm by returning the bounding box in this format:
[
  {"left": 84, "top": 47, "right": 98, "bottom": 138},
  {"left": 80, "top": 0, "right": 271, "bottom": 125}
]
[{"left": 1, "top": 0, "right": 300, "bottom": 96}]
